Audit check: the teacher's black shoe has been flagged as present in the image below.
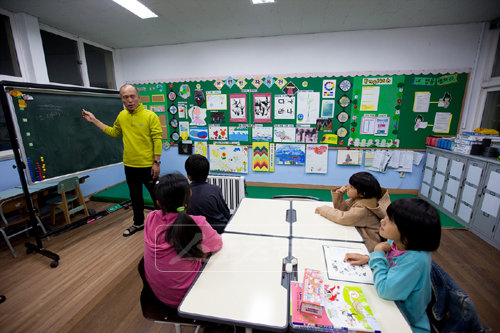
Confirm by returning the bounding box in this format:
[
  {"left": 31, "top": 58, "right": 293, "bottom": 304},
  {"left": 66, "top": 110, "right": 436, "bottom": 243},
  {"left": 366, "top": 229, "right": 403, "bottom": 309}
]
[{"left": 123, "top": 224, "right": 144, "bottom": 237}]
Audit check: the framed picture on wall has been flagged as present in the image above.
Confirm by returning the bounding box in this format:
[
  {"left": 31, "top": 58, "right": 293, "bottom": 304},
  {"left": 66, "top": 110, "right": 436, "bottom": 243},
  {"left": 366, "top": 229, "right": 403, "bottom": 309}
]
[
  {"left": 230, "top": 93, "right": 247, "bottom": 122},
  {"left": 253, "top": 93, "right": 272, "bottom": 123}
]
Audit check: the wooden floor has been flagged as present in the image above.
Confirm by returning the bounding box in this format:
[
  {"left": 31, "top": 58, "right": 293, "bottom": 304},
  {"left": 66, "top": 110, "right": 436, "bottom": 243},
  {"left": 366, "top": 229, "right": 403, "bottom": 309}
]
[{"left": 0, "top": 201, "right": 499, "bottom": 333}]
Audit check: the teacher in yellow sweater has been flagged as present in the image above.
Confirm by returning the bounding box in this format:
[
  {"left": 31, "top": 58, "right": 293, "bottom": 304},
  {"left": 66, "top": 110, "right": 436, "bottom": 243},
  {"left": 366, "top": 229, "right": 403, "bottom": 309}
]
[{"left": 82, "top": 84, "right": 162, "bottom": 237}]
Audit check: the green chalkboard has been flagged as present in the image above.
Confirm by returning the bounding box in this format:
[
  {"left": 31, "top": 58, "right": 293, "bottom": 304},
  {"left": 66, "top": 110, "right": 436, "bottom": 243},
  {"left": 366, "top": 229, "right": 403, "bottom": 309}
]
[{"left": 4, "top": 84, "right": 124, "bottom": 183}]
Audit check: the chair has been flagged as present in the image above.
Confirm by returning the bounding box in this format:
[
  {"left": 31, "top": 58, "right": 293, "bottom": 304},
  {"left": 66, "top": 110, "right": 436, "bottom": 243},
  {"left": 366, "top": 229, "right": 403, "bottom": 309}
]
[
  {"left": 0, "top": 194, "right": 49, "bottom": 258},
  {"left": 138, "top": 257, "right": 203, "bottom": 333},
  {"left": 427, "top": 261, "right": 489, "bottom": 333},
  {"left": 45, "top": 177, "right": 89, "bottom": 224}
]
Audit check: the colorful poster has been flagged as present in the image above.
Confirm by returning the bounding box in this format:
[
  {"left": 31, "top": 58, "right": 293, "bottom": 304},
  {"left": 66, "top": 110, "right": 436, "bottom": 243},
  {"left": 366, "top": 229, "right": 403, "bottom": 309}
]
[
  {"left": 189, "top": 127, "right": 208, "bottom": 141},
  {"left": 275, "top": 144, "right": 305, "bottom": 165},
  {"left": 321, "top": 99, "right": 335, "bottom": 117},
  {"left": 374, "top": 117, "right": 390, "bottom": 136},
  {"left": 228, "top": 127, "right": 249, "bottom": 141},
  {"left": 209, "top": 145, "right": 248, "bottom": 173},
  {"left": 253, "top": 142, "right": 274, "bottom": 172},
  {"left": 305, "top": 144, "right": 328, "bottom": 174},
  {"left": 178, "top": 102, "right": 187, "bottom": 118},
  {"left": 322, "top": 79, "right": 336, "bottom": 98},
  {"left": 209, "top": 125, "right": 228, "bottom": 140}
]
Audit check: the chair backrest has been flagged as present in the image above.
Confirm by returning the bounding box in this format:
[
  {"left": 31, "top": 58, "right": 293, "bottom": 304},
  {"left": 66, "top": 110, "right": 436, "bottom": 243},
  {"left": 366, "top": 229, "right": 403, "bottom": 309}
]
[
  {"left": 271, "top": 195, "right": 320, "bottom": 201},
  {"left": 57, "top": 177, "right": 79, "bottom": 194}
]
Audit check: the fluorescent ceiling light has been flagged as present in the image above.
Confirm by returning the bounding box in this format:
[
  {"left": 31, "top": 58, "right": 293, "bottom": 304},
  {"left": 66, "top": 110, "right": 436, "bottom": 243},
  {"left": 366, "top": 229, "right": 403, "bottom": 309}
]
[
  {"left": 252, "top": 0, "right": 275, "bottom": 4},
  {"left": 112, "top": 0, "right": 158, "bottom": 19}
]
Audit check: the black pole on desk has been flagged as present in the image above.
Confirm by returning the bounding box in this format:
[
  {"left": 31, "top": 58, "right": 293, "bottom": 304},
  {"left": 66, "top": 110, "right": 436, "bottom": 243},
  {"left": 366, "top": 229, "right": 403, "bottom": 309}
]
[{"left": 0, "top": 82, "right": 60, "bottom": 268}]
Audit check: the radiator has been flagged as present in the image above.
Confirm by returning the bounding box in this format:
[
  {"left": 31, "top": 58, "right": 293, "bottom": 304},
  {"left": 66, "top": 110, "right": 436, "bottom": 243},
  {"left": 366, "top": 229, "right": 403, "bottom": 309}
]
[{"left": 207, "top": 175, "right": 246, "bottom": 214}]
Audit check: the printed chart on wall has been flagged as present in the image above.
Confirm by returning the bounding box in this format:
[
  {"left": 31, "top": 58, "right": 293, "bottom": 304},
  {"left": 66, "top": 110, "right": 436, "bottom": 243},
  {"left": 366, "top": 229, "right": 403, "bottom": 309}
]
[{"left": 133, "top": 72, "right": 467, "bottom": 173}]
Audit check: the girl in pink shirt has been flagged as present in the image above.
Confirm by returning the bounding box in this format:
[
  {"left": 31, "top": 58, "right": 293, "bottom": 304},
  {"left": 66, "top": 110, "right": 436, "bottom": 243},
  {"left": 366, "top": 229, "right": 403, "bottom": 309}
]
[{"left": 144, "top": 173, "right": 223, "bottom": 307}]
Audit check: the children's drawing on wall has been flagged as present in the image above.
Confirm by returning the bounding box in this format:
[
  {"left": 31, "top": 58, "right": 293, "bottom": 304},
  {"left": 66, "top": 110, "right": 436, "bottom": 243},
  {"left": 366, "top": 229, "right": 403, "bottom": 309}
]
[
  {"left": 210, "top": 111, "right": 225, "bottom": 124},
  {"left": 179, "top": 121, "right": 190, "bottom": 140},
  {"left": 178, "top": 102, "right": 187, "bottom": 118},
  {"left": 189, "top": 127, "right": 208, "bottom": 141},
  {"left": 321, "top": 99, "right": 335, "bottom": 118},
  {"left": 194, "top": 141, "right": 208, "bottom": 157},
  {"left": 209, "top": 144, "right": 248, "bottom": 173},
  {"left": 253, "top": 142, "right": 274, "bottom": 172},
  {"left": 206, "top": 94, "right": 227, "bottom": 110},
  {"left": 337, "top": 150, "right": 362, "bottom": 165},
  {"left": 438, "top": 92, "right": 451, "bottom": 108},
  {"left": 275, "top": 144, "right": 305, "bottom": 165},
  {"left": 179, "top": 84, "right": 190, "bottom": 99},
  {"left": 229, "top": 93, "right": 247, "bottom": 123},
  {"left": 253, "top": 93, "right": 272, "bottom": 123},
  {"left": 297, "top": 91, "right": 320, "bottom": 124},
  {"left": 283, "top": 81, "right": 298, "bottom": 96},
  {"left": 305, "top": 144, "right": 328, "bottom": 174},
  {"left": 188, "top": 106, "right": 207, "bottom": 126},
  {"left": 316, "top": 118, "right": 332, "bottom": 131},
  {"left": 252, "top": 126, "right": 273, "bottom": 142},
  {"left": 274, "top": 94, "right": 295, "bottom": 120},
  {"left": 209, "top": 125, "right": 228, "bottom": 140},
  {"left": 228, "top": 127, "right": 249, "bottom": 141},
  {"left": 414, "top": 115, "right": 428, "bottom": 131},
  {"left": 193, "top": 89, "right": 206, "bottom": 107},
  {"left": 274, "top": 126, "right": 295, "bottom": 143},
  {"left": 296, "top": 127, "right": 318, "bottom": 143}
]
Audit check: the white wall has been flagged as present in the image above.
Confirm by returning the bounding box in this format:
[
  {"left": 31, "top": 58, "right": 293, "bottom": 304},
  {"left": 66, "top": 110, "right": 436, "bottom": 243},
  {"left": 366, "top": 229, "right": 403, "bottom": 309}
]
[{"left": 115, "top": 24, "right": 482, "bottom": 83}]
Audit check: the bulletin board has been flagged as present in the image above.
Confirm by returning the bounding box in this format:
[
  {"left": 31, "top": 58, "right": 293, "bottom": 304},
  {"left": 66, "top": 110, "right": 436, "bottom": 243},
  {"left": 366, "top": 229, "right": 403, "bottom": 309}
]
[{"left": 134, "top": 72, "right": 468, "bottom": 150}]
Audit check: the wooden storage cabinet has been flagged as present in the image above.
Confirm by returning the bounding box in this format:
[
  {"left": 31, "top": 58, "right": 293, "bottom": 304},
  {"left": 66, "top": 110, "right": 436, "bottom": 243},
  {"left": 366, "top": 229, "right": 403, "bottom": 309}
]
[{"left": 420, "top": 147, "right": 500, "bottom": 250}]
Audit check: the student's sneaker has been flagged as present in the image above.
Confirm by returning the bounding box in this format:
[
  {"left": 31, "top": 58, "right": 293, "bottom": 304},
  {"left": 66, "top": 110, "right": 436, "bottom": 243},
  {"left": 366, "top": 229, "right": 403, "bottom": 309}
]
[{"left": 123, "top": 224, "right": 144, "bottom": 237}]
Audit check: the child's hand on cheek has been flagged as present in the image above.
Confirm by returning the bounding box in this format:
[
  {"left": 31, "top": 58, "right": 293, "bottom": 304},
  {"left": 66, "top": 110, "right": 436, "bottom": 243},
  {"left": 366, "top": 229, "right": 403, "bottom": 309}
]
[{"left": 374, "top": 241, "right": 391, "bottom": 253}]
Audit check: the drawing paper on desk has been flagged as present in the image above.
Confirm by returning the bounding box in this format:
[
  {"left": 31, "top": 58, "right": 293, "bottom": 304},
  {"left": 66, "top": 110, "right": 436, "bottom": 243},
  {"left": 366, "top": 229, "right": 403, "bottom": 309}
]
[{"left": 323, "top": 245, "right": 373, "bottom": 284}]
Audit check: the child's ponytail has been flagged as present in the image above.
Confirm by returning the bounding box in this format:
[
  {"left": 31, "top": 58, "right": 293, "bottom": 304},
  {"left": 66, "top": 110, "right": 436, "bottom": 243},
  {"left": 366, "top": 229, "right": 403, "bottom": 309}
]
[{"left": 155, "top": 173, "right": 205, "bottom": 259}]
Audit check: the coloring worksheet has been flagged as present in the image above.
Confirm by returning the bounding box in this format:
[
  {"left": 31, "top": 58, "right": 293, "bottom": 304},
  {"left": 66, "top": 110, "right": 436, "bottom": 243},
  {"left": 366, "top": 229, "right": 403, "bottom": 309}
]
[{"left": 322, "top": 245, "right": 373, "bottom": 284}]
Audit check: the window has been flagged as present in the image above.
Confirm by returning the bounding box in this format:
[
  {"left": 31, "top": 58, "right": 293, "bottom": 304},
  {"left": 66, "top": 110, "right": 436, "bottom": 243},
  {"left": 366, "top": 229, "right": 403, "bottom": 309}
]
[
  {"left": 0, "top": 13, "right": 21, "bottom": 77},
  {"left": 0, "top": 104, "right": 12, "bottom": 152},
  {"left": 85, "top": 43, "right": 116, "bottom": 89},
  {"left": 481, "top": 90, "right": 500, "bottom": 131},
  {"left": 40, "top": 30, "right": 83, "bottom": 86}
]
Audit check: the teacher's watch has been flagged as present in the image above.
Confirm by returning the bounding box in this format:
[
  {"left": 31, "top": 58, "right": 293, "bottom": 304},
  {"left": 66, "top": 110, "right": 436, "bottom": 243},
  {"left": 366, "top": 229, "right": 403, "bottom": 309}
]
[{"left": 154, "top": 160, "right": 161, "bottom": 165}]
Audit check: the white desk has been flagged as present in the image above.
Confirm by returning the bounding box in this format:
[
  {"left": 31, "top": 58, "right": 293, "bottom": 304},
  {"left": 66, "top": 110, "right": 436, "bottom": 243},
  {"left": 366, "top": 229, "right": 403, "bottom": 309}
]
[
  {"left": 292, "top": 200, "right": 363, "bottom": 242},
  {"left": 292, "top": 238, "right": 412, "bottom": 333},
  {"left": 224, "top": 198, "right": 290, "bottom": 237},
  {"left": 179, "top": 233, "right": 289, "bottom": 331}
]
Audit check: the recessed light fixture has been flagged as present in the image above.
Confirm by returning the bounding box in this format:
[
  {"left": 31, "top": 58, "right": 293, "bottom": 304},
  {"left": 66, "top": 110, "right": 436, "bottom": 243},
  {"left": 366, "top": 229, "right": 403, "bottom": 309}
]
[
  {"left": 252, "top": 0, "right": 275, "bottom": 4},
  {"left": 112, "top": 0, "right": 158, "bottom": 19}
]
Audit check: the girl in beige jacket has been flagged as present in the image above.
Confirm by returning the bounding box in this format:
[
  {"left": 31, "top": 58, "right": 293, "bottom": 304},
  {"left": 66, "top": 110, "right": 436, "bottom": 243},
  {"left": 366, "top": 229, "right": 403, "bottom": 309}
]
[{"left": 315, "top": 172, "right": 390, "bottom": 251}]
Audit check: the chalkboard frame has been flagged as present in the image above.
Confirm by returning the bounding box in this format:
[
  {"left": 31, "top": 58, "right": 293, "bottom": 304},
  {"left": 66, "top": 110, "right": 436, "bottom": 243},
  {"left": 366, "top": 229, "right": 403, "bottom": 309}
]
[{"left": 1, "top": 81, "right": 124, "bottom": 184}]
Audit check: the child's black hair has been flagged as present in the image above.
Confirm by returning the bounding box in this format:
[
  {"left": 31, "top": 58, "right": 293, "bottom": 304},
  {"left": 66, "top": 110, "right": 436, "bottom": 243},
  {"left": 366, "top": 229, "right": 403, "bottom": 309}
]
[
  {"left": 185, "top": 154, "right": 209, "bottom": 182},
  {"left": 386, "top": 198, "right": 441, "bottom": 251},
  {"left": 349, "top": 172, "right": 382, "bottom": 199},
  {"left": 155, "top": 173, "right": 204, "bottom": 258}
]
